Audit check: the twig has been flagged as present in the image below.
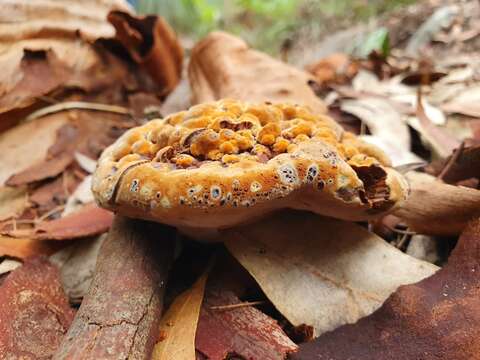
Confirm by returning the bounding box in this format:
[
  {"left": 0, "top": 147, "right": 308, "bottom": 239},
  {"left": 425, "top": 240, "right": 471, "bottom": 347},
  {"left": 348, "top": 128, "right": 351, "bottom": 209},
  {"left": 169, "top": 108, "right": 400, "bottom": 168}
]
[
  {"left": 395, "top": 232, "right": 410, "bottom": 249},
  {"left": 210, "top": 301, "right": 265, "bottom": 311},
  {"left": 25, "top": 101, "right": 132, "bottom": 122},
  {"left": 437, "top": 141, "right": 465, "bottom": 181}
]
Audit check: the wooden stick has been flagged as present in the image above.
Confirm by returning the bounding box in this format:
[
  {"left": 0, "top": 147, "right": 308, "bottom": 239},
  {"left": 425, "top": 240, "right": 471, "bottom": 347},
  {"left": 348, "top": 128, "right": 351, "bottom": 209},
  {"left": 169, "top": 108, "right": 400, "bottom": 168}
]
[{"left": 53, "top": 216, "right": 175, "bottom": 359}]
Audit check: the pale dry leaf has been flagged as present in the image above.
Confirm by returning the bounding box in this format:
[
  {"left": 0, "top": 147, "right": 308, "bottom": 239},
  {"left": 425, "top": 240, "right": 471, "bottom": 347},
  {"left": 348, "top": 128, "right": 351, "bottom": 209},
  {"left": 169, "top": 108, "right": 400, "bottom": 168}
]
[
  {"left": 224, "top": 211, "right": 438, "bottom": 336},
  {"left": 0, "top": 186, "right": 28, "bottom": 221},
  {"left": 152, "top": 271, "right": 208, "bottom": 360},
  {"left": 0, "top": 115, "right": 66, "bottom": 186},
  {"left": 341, "top": 97, "right": 410, "bottom": 150},
  {"left": 0, "top": 259, "right": 22, "bottom": 276},
  {"left": 62, "top": 175, "right": 94, "bottom": 216},
  {"left": 74, "top": 152, "right": 97, "bottom": 174},
  {"left": 50, "top": 234, "right": 106, "bottom": 303},
  {"left": 359, "top": 135, "right": 422, "bottom": 167},
  {"left": 406, "top": 5, "right": 459, "bottom": 55},
  {"left": 406, "top": 235, "right": 440, "bottom": 264},
  {"left": 339, "top": 97, "right": 415, "bottom": 166}
]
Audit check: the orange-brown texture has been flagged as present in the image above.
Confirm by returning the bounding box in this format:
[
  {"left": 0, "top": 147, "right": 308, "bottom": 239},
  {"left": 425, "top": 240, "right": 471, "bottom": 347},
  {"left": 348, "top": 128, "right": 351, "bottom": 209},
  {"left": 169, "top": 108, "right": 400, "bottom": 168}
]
[{"left": 92, "top": 100, "right": 408, "bottom": 231}]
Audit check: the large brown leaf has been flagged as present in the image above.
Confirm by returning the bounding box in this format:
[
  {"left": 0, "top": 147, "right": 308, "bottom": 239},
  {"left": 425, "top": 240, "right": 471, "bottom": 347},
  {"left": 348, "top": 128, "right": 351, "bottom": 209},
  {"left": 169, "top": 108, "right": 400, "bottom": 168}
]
[
  {"left": 189, "top": 32, "right": 334, "bottom": 124},
  {"left": 290, "top": 217, "right": 480, "bottom": 360},
  {"left": 0, "top": 257, "right": 75, "bottom": 359}
]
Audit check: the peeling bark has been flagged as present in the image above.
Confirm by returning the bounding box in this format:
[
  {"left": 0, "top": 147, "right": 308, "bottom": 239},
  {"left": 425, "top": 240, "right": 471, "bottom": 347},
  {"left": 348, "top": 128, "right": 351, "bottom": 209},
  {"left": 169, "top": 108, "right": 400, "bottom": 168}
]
[{"left": 53, "top": 216, "right": 175, "bottom": 359}]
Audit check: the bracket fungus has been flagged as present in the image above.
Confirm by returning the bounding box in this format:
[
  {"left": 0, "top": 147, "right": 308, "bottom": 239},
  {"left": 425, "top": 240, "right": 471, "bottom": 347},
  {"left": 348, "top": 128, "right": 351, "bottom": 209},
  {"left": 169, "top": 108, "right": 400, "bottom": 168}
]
[{"left": 92, "top": 99, "right": 408, "bottom": 233}]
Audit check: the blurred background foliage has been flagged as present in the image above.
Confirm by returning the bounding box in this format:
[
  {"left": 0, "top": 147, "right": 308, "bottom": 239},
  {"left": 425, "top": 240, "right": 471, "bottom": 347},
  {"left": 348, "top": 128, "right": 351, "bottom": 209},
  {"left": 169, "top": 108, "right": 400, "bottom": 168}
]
[{"left": 134, "top": 0, "right": 416, "bottom": 54}]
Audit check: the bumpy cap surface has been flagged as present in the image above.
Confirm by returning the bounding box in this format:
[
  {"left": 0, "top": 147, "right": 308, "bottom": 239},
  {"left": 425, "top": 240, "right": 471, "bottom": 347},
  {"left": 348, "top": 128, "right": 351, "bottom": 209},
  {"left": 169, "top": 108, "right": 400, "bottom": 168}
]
[{"left": 92, "top": 99, "right": 408, "bottom": 230}]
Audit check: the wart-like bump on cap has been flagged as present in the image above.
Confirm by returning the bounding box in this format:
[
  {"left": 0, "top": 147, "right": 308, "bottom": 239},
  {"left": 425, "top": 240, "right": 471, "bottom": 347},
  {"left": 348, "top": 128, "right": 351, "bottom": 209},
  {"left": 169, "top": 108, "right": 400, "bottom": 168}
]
[{"left": 92, "top": 99, "right": 409, "bottom": 231}]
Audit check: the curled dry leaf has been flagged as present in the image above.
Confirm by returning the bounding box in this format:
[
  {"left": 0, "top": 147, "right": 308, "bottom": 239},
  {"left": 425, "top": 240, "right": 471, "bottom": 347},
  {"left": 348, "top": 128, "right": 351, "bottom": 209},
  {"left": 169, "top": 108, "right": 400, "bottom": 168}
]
[
  {"left": 152, "top": 270, "right": 209, "bottom": 360},
  {"left": 291, "top": 217, "right": 480, "bottom": 360},
  {"left": 340, "top": 97, "right": 410, "bottom": 149},
  {"left": 0, "top": 115, "right": 66, "bottom": 186},
  {"left": 6, "top": 152, "right": 73, "bottom": 187},
  {"left": 188, "top": 31, "right": 330, "bottom": 117},
  {"left": 0, "top": 186, "right": 28, "bottom": 221},
  {"left": 415, "top": 91, "right": 461, "bottom": 159},
  {"left": 33, "top": 203, "right": 113, "bottom": 241},
  {"left": 0, "top": 258, "right": 22, "bottom": 276},
  {"left": 225, "top": 211, "right": 438, "bottom": 336},
  {"left": 54, "top": 216, "right": 175, "bottom": 359},
  {"left": 0, "top": 235, "right": 61, "bottom": 259},
  {"left": 74, "top": 152, "right": 97, "bottom": 174},
  {"left": 395, "top": 172, "right": 480, "bottom": 235},
  {"left": 3, "top": 203, "right": 113, "bottom": 241},
  {"left": 0, "top": 0, "right": 134, "bottom": 131},
  {"left": 108, "top": 11, "right": 183, "bottom": 95},
  {"left": 439, "top": 144, "right": 480, "bottom": 184},
  {"left": 0, "top": 257, "right": 75, "bottom": 359},
  {"left": 195, "top": 278, "right": 297, "bottom": 360},
  {"left": 62, "top": 175, "right": 95, "bottom": 216},
  {"left": 50, "top": 234, "right": 106, "bottom": 304}
]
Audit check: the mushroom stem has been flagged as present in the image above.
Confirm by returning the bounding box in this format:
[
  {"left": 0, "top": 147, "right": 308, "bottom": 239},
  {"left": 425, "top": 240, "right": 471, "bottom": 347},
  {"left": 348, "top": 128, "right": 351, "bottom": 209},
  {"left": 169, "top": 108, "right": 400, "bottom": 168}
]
[{"left": 53, "top": 216, "right": 175, "bottom": 360}]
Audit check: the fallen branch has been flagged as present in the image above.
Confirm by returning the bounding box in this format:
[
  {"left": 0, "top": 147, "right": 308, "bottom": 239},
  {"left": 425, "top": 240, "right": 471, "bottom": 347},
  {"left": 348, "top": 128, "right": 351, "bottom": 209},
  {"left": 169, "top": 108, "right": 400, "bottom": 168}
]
[
  {"left": 395, "top": 172, "right": 480, "bottom": 235},
  {"left": 53, "top": 216, "right": 175, "bottom": 359}
]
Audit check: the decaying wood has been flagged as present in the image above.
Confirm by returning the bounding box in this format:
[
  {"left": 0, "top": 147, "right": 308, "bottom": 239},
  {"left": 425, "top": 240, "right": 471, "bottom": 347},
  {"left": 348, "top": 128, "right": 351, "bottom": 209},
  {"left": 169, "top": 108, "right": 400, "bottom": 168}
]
[
  {"left": 395, "top": 172, "right": 480, "bottom": 235},
  {"left": 0, "top": 257, "right": 75, "bottom": 359},
  {"left": 188, "top": 31, "right": 330, "bottom": 117},
  {"left": 53, "top": 216, "right": 175, "bottom": 359},
  {"left": 290, "top": 217, "right": 480, "bottom": 360}
]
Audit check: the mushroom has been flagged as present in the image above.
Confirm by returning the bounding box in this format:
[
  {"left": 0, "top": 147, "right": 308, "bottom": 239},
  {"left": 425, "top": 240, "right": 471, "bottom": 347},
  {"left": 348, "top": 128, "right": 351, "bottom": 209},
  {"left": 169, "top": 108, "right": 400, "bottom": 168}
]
[{"left": 92, "top": 99, "right": 408, "bottom": 236}]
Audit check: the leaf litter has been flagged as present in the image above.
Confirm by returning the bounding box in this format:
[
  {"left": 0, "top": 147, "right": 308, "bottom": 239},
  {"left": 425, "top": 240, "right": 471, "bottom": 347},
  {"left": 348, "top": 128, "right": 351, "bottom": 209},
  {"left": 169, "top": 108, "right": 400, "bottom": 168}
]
[{"left": 1, "top": 0, "right": 480, "bottom": 359}]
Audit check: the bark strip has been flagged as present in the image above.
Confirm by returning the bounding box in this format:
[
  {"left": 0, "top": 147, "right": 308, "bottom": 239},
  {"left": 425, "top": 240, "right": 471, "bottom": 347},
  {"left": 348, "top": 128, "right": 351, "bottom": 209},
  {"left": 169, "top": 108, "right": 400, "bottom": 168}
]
[{"left": 53, "top": 216, "right": 175, "bottom": 359}]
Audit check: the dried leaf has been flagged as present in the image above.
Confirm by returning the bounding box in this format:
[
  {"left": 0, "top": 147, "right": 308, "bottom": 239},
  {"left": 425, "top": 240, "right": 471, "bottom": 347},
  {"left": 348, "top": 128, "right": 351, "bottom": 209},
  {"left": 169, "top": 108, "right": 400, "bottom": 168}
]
[
  {"left": 225, "top": 211, "right": 438, "bottom": 336},
  {"left": 0, "top": 257, "right": 75, "bottom": 359},
  {"left": 74, "top": 152, "right": 97, "bottom": 174},
  {"left": 152, "top": 271, "right": 208, "bottom": 360},
  {"left": 439, "top": 144, "right": 480, "bottom": 184},
  {"left": 62, "top": 175, "right": 95, "bottom": 216},
  {"left": 33, "top": 203, "right": 113, "bottom": 240},
  {"left": 291, "top": 217, "right": 480, "bottom": 360},
  {"left": 415, "top": 91, "right": 461, "bottom": 158},
  {"left": 50, "top": 234, "right": 106, "bottom": 304},
  {"left": 0, "top": 235, "right": 61, "bottom": 259},
  {"left": 189, "top": 32, "right": 331, "bottom": 120},
  {"left": 0, "top": 258, "right": 22, "bottom": 275},
  {"left": 108, "top": 11, "right": 183, "bottom": 95},
  {"left": 406, "top": 5, "right": 459, "bottom": 55},
  {"left": 306, "top": 53, "right": 358, "bottom": 86},
  {"left": 0, "top": 0, "right": 134, "bottom": 129},
  {"left": 196, "top": 279, "right": 297, "bottom": 360},
  {"left": 0, "top": 186, "right": 28, "bottom": 221},
  {"left": 6, "top": 152, "right": 73, "bottom": 187},
  {"left": 0, "top": 115, "right": 66, "bottom": 186},
  {"left": 339, "top": 97, "right": 419, "bottom": 166},
  {"left": 395, "top": 172, "right": 480, "bottom": 235}
]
